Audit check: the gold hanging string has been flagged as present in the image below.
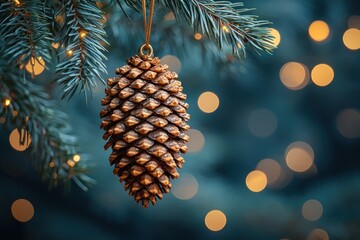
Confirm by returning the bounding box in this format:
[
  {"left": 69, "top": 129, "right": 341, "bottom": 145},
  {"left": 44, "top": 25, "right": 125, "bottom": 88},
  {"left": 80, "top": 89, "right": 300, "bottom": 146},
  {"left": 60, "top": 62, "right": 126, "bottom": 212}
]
[{"left": 139, "top": 0, "right": 155, "bottom": 57}]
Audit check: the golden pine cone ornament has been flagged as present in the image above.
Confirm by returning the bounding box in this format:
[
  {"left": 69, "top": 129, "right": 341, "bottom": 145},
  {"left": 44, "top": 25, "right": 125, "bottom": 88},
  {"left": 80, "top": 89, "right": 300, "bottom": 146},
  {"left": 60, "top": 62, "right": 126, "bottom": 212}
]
[{"left": 100, "top": 53, "right": 190, "bottom": 208}]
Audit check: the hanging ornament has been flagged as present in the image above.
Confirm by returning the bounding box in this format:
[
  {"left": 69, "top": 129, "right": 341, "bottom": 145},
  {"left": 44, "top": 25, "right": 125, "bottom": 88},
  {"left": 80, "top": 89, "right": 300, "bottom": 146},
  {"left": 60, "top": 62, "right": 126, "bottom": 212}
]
[{"left": 100, "top": 0, "right": 190, "bottom": 208}]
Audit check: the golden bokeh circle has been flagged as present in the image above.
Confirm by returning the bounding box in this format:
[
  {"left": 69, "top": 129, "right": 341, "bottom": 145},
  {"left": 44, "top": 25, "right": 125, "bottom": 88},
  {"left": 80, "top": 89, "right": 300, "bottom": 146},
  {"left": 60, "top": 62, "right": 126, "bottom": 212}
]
[
  {"left": 280, "top": 62, "right": 309, "bottom": 90},
  {"left": 172, "top": 173, "right": 198, "bottom": 200},
  {"left": 25, "top": 57, "right": 45, "bottom": 76},
  {"left": 302, "top": 199, "right": 323, "bottom": 221},
  {"left": 11, "top": 199, "right": 35, "bottom": 222},
  {"left": 186, "top": 129, "right": 205, "bottom": 153},
  {"left": 204, "top": 210, "right": 227, "bottom": 231},
  {"left": 336, "top": 108, "right": 360, "bottom": 139},
  {"left": 246, "top": 170, "right": 267, "bottom": 192},
  {"left": 343, "top": 28, "right": 360, "bottom": 50},
  {"left": 160, "top": 55, "right": 182, "bottom": 73},
  {"left": 9, "top": 129, "right": 32, "bottom": 151},
  {"left": 194, "top": 33, "right": 203, "bottom": 40},
  {"left": 307, "top": 228, "right": 329, "bottom": 240},
  {"left": 269, "top": 28, "right": 281, "bottom": 47},
  {"left": 311, "top": 64, "right": 334, "bottom": 87},
  {"left": 256, "top": 159, "right": 282, "bottom": 185},
  {"left": 308, "top": 20, "right": 330, "bottom": 42},
  {"left": 285, "top": 142, "right": 314, "bottom": 173},
  {"left": 198, "top": 91, "right": 220, "bottom": 113}
]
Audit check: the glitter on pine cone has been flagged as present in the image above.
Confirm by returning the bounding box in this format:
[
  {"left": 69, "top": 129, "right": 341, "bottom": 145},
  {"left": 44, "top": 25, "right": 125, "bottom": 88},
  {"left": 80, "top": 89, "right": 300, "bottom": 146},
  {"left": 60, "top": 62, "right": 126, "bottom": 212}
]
[{"left": 100, "top": 54, "right": 190, "bottom": 208}]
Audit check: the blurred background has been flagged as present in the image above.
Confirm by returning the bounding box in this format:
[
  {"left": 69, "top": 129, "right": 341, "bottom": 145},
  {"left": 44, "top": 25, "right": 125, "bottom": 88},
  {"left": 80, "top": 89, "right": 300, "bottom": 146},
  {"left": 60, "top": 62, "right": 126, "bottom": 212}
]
[{"left": 1, "top": 0, "right": 360, "bottom": 239}]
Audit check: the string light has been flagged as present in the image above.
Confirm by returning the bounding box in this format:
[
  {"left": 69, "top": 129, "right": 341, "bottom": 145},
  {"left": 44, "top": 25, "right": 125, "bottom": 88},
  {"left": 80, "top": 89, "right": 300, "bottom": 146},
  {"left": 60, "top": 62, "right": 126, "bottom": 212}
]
[
  {"left": 11, "top": 199, "right": 34, "bottom": 222},
  {"left": 52, "top": 42, "right": 60, "bottom": 49},
  {"left": 269, "top": 28, "right": 281, "bottom": 47},
  {"left": 73, "top": 154, "right": 81, "bottom": 162},
  {"left": 198, "top": 91, "right": 220, "bottom": 113},
  {"left": 49, "top": 161, "right": 55, "bottom": 168},
  {"left": 13, "top": 0, "right": 21, "bottom": 6},
  {"left": 194, "top": 33, "right": 202, "bottom": 40},
  {"left": 311, "top": 64, "right": 334, "bottom": 87},
  {"left": 67, "top": 49, "right": 73, "bottom": 57},
  {"left": 308, "top": 20, "right": 330, "bottom": 42},
  {"left": 79, "top": 30, "right": 87, "bottom": 39},
  {"left": 222, "top": 25, "right": 230, "bottom": 33},
  {"left": 343, "top": 28, "right": 360, "bottom": 50},
  {"left": 67, "top": 159, "right": 75, "bottom": 168},
  {"left": 204, "top": 210, "right": 227, "bottom": 231},
  {"left": 3, "top": 98, "right": 11, "bottom": 107},
  {"left": 285, "top": 141, "right": 314, "bottom": 173},
  {"left": 13, "top": 110, "right": 18, "bottom": 117},
  {"left": 246, "top": 170, "right": 267, "bottom": 192}
]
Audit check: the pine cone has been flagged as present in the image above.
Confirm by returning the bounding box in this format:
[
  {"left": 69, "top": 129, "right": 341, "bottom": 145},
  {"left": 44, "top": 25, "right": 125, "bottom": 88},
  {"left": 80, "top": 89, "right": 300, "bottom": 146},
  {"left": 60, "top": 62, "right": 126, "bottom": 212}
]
[{"left": 100, "top": 54, "right": 190, "bottom": 208}]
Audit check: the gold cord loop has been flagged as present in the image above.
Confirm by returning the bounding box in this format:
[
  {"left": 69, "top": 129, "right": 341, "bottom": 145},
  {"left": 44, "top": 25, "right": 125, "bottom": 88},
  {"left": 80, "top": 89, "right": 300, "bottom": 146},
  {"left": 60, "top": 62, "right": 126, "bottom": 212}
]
[{"left": 139, "top": 0, "right": 155, "bottom": 57}]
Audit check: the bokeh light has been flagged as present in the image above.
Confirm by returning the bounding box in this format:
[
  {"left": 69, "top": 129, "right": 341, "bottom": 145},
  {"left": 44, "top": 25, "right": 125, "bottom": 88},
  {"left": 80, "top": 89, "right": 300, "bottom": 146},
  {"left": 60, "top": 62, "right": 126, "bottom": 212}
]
[
  {"left": 302, "top": 199, "right": 323, "bottom": 221},
  {"left": 348, "top": 15, "right": 360, "bottom": 29},
  {"left": 336, "top": 108, "right": 360, "bottom": 139},
  {"left": 67, "top": 49, "right": 73, "bottom": 57},
  {"left": 52, "top": 42, "right": 60, "bottom": 49},
  {"left": 172, "top": 173, "right": 198, "bottom": 200},
  {"left": 25, "top": 57, "right": 45, "bottom": 76},
  {"left": 11, "top": 199, "right": 34, "bottom": 222},
  {"left": 204, "top": 210, "right": 227, "bottom": 231},
  {"left": 280, "top": 62, "right": 309, "bottom": 90},
  {"left": 343, "top": 28, "right": 360, "bottom": 50},
  {"left": 308, "top": 20, "right": 330, "bottom": 42},
  {"left": 246, "top": 170, "right": 267, "bottom": 192},
  {"left": 3, "top": 98, "right": 11, "bottom": 107},
  {"left": 307, "top": 228, "right": 329, "bottom": 240},
  {"left": 9, "top": 129, "right": 32, "bottom": 151},
  {"left": 194, "top": 33, "right": 202, "bottom": 40},
  {"left": 311, "top": 64, "right": 334, "bottom": 87},
  {"left": 256, "top": 159, "right": 282, "bottom": 186},
  {"left": 67, "top": 159, "right": 75, "bottom": 167},
  {"left": 269, "top": 28, "right": 281, "bottom": 47},
  {"left": 248, "top": 109, "right": 277, "bottom": 137},
  {"left": 73, "top": 154, "right": 81, "bottom": 162},
  {"left": 285, "top": 142, "right": 314, "bottom": 173},
  {"left": 160, "top": 55, "right": 182, "bottom": 73},
  {"left": 197, "top": 91, "right": 220, "bottom": 113},
  {"left": 186, "top": 129, "right": 205, "bottom": 153}
]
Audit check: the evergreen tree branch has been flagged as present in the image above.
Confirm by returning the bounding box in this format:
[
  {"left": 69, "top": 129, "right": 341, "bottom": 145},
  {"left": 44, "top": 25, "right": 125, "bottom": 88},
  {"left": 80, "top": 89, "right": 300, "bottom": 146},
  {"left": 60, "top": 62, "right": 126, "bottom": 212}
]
[
  {"left": 0, "top": 0, "right": 52, "bottom": 76},
  {"left": 122, "top": 0, "right": 274, "bottom": 58},
  {"left": 0, "top": 63, "right": 95, "bottom": 191},
  {"left": 56, "top": 0, "right": 108, "bottom": 100}
]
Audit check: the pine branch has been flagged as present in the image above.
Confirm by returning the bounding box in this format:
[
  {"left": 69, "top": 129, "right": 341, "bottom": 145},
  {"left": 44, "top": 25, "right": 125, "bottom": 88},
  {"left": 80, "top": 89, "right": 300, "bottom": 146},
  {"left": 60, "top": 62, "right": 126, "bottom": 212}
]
[
  {"left": 122, "top": 0, "right": 274, "bottom": 58},
  {"left": 0, "top": 63, "right": 95, "bottom": 191},
  {"left": 0, "top": 0, "right": 52, "bottom": 75},
  {"left": 56, "top": 0, "right": 108, "bottom": 100}
]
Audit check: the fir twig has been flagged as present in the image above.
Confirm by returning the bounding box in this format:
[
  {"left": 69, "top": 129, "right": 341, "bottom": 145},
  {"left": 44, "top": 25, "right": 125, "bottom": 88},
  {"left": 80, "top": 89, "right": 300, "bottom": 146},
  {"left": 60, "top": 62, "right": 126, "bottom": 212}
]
[
  {"left": 56, "top": 0, "right": 108, "bottom": 100},
  {"left": 0, "top": 0, "right": 52, "bottom": 75},
  {"left": 122, "top": 0, "right": 275, "bottom": 58},
  {"left": 0, "top": 63, "right": 95, "bottom": 191}
]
